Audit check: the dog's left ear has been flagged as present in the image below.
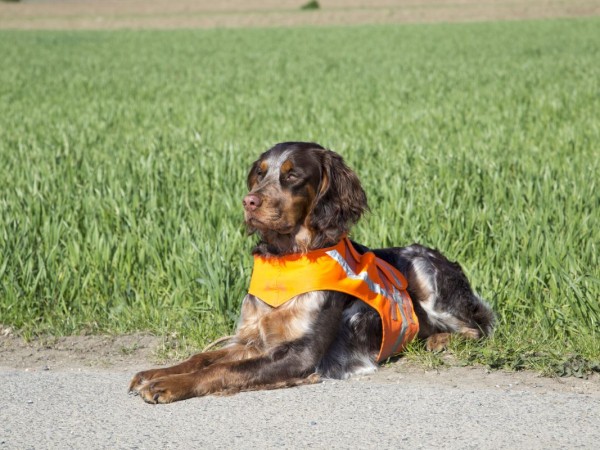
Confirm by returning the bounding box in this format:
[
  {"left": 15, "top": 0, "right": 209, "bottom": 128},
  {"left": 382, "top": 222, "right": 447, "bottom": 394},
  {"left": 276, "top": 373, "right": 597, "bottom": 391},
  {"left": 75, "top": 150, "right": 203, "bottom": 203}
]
[{"left": 310, "top": 150, "right": 368, "bottom": 237}]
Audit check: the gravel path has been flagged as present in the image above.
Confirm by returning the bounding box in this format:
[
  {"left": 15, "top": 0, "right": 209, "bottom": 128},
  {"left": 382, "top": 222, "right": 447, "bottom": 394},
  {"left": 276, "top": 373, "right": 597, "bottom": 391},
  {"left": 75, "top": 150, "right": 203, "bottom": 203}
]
[{"left": 2, "top": 363, "right": 599, "bottom": 449}]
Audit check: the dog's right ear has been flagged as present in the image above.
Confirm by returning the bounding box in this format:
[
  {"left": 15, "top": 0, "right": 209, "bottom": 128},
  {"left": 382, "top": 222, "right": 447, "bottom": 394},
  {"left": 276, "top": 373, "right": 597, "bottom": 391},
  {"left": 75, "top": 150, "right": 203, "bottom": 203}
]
[{"left": 310, "top": 150, "right": 368, "bottom": 238}]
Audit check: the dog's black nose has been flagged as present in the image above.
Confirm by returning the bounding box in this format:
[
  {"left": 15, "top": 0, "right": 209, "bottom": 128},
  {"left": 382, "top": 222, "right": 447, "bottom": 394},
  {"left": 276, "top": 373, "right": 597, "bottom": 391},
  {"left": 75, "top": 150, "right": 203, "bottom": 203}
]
[{"left": 243, "top": 194, "right": 262, "bottom": 211}]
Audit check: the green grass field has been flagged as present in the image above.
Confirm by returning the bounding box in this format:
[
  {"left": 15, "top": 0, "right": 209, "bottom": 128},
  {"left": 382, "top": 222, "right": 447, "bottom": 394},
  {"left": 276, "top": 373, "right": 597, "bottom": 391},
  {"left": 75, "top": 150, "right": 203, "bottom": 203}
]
[{"left": 1, "top": 18, "right": 599, "bottom": 374}]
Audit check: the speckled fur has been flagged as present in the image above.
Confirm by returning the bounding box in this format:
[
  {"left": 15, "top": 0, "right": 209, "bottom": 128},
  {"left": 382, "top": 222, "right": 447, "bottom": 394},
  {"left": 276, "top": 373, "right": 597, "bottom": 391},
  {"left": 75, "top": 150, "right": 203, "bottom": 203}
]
[{"left": 128, "top": 142, "right": 494, "bottom": 403}]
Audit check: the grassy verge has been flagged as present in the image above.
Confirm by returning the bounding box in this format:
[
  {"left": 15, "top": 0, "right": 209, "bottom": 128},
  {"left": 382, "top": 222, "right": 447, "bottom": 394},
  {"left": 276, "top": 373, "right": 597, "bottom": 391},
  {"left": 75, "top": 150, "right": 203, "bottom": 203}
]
[{"left": 1, "top": 18, "right": 599, "bottom": 375}]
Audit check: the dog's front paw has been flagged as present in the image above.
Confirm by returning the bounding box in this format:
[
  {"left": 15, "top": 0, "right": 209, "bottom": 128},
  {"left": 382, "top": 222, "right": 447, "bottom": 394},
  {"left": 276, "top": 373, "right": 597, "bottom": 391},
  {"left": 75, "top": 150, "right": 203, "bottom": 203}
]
[
  {"left": 128, "top": 369, "right": 166, "bottom": 394},
  {"left": 138, "top": 374, "right": 197, "bottom": 404}
]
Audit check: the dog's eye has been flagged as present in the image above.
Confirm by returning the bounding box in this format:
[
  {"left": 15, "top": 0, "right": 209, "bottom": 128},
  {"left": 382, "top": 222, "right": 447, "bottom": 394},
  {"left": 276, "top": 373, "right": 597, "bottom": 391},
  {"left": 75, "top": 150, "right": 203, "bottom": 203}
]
[
  {"left": 286, "top": 172, "right": 299, "bottom": 181},
  {"left": 256, "top": 168, "right": 264, "bottom": 178}
]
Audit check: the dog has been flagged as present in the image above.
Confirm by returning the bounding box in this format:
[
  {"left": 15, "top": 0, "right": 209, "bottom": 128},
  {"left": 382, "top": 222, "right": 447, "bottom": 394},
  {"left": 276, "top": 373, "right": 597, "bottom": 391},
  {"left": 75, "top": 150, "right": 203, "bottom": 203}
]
[{"left": 129, "top": 142, "right": 494, "bottom": 404}]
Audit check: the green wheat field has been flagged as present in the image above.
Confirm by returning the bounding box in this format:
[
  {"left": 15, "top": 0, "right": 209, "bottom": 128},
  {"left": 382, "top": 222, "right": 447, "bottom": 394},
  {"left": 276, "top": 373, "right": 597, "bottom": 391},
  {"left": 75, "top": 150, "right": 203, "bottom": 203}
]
[{"left": 1, "top": 18, "right": 599, "bottom": 375}]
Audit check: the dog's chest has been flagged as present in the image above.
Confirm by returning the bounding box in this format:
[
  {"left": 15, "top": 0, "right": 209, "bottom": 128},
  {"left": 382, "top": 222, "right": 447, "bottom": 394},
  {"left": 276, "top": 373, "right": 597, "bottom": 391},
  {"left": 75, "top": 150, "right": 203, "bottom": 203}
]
[{"left": 237, "top": 292, "right": 326, "bottom": 347}]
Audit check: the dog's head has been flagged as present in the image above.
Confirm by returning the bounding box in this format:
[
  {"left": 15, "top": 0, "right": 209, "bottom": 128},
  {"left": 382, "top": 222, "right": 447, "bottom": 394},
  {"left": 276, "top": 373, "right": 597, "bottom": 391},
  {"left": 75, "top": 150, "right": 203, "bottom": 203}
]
[{"left": 243, "top": 142, "right": 368, "bottom": 255}]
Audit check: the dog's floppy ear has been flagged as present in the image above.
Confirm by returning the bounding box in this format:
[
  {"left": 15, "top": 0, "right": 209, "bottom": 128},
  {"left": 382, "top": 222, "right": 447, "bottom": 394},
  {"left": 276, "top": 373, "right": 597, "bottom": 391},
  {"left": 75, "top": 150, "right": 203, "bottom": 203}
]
[{"left": 310, "top": 149, "right": 368, "bottom": 237}]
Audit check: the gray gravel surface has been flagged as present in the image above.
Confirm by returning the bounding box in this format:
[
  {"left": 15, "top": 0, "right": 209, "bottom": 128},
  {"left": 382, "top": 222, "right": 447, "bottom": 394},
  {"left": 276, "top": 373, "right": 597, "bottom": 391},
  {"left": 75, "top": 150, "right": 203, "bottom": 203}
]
[{"left": 2, "top": 366, "right": 599, "bottom": 449}]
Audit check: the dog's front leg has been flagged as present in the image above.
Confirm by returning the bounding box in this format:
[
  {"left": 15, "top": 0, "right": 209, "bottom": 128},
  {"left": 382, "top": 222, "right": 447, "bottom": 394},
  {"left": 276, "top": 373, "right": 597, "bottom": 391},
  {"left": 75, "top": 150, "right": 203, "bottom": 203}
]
[
  {"left": 128, "top": 294, "right": 268, "bottom": 394},
  {"left": 135, "top": 293, "right": 346, "bottom": 403},
  {"left": 138, "top": 340, "right": 324, "bottom": 403},
  {"left": 128, "top": 344, "right": 257, "bottom": 394}
]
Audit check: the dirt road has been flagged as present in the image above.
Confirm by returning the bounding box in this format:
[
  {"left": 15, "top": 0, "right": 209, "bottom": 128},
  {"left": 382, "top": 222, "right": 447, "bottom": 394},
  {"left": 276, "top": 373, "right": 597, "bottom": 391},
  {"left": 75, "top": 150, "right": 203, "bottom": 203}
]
[
  {"left": 1, "top": 334, "right": 599, "bottom": 449},
  {"left": 1, "top": 0, "right": 599, "bottom": 30}
]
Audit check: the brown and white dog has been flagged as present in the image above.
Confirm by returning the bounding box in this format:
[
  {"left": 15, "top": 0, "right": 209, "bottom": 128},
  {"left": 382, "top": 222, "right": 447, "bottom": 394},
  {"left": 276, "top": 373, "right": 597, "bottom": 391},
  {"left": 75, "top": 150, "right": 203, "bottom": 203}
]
[{"left": 129, "top": 142, "right": 494, "bottom": 403}]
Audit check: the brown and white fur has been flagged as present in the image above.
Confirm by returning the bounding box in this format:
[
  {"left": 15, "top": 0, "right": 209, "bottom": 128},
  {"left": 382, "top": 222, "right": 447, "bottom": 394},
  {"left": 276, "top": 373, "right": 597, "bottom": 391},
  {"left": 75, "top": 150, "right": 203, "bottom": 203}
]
[{"left": 129, "top": 142, "right": 494, "bottom": 403}]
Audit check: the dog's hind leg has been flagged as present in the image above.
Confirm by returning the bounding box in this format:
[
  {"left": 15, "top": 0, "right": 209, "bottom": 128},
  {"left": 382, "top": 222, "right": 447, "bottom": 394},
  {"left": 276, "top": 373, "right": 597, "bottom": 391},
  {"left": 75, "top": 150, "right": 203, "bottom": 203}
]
[
  {"left": 399, "top": 244, "right": 495, "bottom": 350},
  {"left": 425, "top": 327, "right": 484, "bottom": 352}
]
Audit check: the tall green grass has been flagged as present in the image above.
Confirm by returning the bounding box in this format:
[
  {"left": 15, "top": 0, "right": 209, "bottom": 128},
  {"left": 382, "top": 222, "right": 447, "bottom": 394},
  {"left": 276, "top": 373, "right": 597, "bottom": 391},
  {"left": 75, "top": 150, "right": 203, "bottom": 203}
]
[{"left": 1, "top": 19, "right": 598, "bottom": 372}]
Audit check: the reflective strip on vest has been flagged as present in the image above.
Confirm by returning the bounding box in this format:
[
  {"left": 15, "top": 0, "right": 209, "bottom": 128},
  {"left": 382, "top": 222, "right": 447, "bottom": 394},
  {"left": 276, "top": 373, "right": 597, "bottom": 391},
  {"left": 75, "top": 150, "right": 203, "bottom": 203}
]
[{"left": 248, "top": 237, "right": 419, "bottom": 361}]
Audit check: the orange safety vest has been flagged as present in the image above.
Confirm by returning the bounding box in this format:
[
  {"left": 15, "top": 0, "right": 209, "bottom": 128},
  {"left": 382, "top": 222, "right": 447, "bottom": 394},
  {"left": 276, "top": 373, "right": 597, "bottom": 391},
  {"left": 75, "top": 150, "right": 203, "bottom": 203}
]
[{"left": 248, "top": 237, "right": 419, "bottom": 362}]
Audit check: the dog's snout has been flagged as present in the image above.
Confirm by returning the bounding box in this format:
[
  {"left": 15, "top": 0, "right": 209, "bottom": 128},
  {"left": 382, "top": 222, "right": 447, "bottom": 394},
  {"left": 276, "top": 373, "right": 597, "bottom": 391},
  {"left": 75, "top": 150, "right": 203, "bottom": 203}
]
[{"left": 243, "top": 193, "right": 262, "bottom": 211}]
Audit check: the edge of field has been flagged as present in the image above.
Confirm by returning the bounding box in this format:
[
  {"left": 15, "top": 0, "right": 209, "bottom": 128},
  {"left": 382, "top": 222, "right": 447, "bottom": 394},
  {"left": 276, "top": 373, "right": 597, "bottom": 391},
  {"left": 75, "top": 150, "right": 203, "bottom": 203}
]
[
  {"left": 1, "top": 330, "right": 599, "bottom": 397},
  {"left": 0, "top": 0, "right": 599, "bottom": 30}
]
